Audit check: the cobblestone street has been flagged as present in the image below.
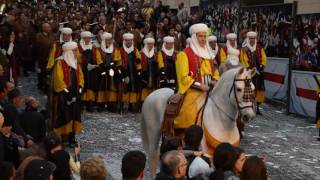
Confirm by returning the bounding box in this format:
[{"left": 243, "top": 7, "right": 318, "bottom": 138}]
[{"left": 20, "top": 73, "right": 320, "bottom": 180}]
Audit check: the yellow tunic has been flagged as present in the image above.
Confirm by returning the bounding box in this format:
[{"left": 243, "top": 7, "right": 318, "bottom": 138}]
[
  {"left": 240, "top": 47, "right": 267, "bottom": 103},
  {"left": 217, "top": 48, "right": 227, "bottom": 65},
  {"left": 174, "top": 51, "right": 220, "bottom": 129}
]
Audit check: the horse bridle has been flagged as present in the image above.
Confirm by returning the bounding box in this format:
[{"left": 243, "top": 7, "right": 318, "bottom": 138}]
[{"left": 230, "top": 77, "right": 256, "bottom": 116}]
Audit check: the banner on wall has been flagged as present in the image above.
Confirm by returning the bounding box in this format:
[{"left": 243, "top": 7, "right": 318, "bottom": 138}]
[
  {"left": 289, "top": 70, "right": 320, "bottom": 117},
  {"left": 263, "top": 57, "right": 289, "bottom": 101}
]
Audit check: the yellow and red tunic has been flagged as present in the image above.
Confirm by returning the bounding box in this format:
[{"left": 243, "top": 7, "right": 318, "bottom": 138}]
[{"left": 47, "top": 42, "right": 63, "bottom": 70}]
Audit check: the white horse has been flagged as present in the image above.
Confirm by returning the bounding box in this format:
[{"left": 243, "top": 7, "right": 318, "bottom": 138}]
[{"left": 141, "top": 67, "right": 256, "bottom": 178}]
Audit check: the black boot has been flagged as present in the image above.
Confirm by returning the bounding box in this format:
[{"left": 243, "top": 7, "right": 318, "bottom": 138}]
[
  {"left": 68, "top": 132, "right": 77, "bottom": 148},
  {"left": 256, "top": 103, "right": 262, "bottom": 115},
  {"left": 97, "top": 103, "right": 105, "bottom": 113},
  {"left": 86, "top": 101, "right": 94, "bottom": 112}
]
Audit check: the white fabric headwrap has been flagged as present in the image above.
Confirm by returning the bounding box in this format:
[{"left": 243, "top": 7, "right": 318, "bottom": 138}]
[
  {"left": 62, "top": 41, "right": 78, "bottom": 69},
  {"left": 101, "top": 32, "right": 114, "bottom": 54},
  {"left": 189, "top": 23, "right": 211, "bottom": 59},
  {"left": 244, "top": 31, "right": 257, "bottom": 52},
  {"left": 59, "top": 27, "right": 73, "bottom": 43},
  {"left": 226, "top": 33, "right": 237, "bottom": 49},
  {"left": 162, "top": 36, "right": 175, "bottom": 56},
  {"left": 226, "top": 48, "right": 240, "bottom": 66},
  {"left": 80, "top": 31, "right": 93, "bottom": 50},
  {"left": 207, "top": 35, "right": 218, "bottom": 59},
  {"left": 142, "top": 38, "right": 155, "bottom": 58},
  {"left": 122, "top": 33, "right": 135, "bottom": 54}
]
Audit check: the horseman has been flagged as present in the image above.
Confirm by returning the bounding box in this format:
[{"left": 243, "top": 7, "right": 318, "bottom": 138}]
[
  {"left": 119, "top": 33, "right": 142, "bottom": 113},
  {"left": 175, "top": 23, "right": 220, "bottom": 129},
  {"left": 241, "top": 31, "right": 267, "bottom": 115},
  {"left": 157, "top": 36, "right": 177, "bottom": 89},
  {"left": 79, "top": 31, "right": 102, "bottom": 112},
  {"left": 97, "top": 32, "right": 122, "bottom": 112},
  {"left": 51, "top": 41, "right": 84, "bottom": 147},
  {"left": 223, "top": 33, "right": 245, "bottom": 60},
  {"left": 47, "top": 27, "right": 73, "bottom": 71},
  {"left": 140, "top": 37, "right": 158, "bottom": 102},
  {"left": 208, "top": 35, "right": 226, "bottom": 66}
]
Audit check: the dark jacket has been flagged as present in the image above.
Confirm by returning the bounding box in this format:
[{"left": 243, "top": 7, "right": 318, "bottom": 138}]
[
  {"left": 3, "top": 103, "right": 27, "bottom": 138},
  {"left": 19, "top": 108, "right": 46, "bottom": 142},
  {"left": 0, "top": 133, "right": 21, "bottom": 168},
  {"left": 48, "top": 149, "right": 71, "bottom": 180},
  {"left": 155, "top": 171, "right": 177, "bottom": 180}
]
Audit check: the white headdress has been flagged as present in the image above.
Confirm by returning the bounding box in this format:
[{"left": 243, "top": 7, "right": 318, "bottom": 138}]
[
  {"left": 162, "top": 36, "right": 175, "bottom": 56},
  {"left": 122, "top": 33, "right": 134, "bottom": 54},
  {"left": 59, "top": 27, "right": 73, "bottom": 43},
  {"left": 226, "top": 33, "right": 237, "bottom": 49},
  {"left": 226, "top": 48, "right": 240, "bottom": 66},
  {"left": 244, "top": 31, "right": 257, "bottom": 52},
  {"left": 207, "top": 35, "right": 218, "bottom": 59},
  {"left": 79, "top": 31, "right": 93, "bottom": 50},
  {"left": 142, "top": 37, "right": 155, "bottom": 58},
  {"left": 62, "top": 41, "right": 78, "bottom": 69},
  {"left": 189, "top": 23, "right": 211, "bottom": 59},
  {"left": 101, "top": 32, "right": 114, "bottom": 54}
]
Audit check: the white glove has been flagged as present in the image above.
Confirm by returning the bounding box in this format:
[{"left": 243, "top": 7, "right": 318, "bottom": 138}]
[
  {"left": 0, "top": 48, "right": 6, "bottom": 55},
  {"left": 137, "top": 71, "right": 141, "bottom": 76},
  {"left": 72, "top": 97, "right": 77, "bottom": 102},
  {"left": 118, "top": 69, "right": 122, "bottom": 74},
  {"left": 109, "top": 69, "right": 114, "bottom": 76},
  {"left": 110, "top": 62, "right": 115, "bottom": 66},
  {"left": 101, "top": 72, "right": 107, "bottom": 76},
  {"left": 87, "top": 64, "right": 98, "bottom": 71},
  {"left": 79, "top": 88, "right": 82, "bottom": 94},
  {"left": 123, "top": 76, "right": 130, "bottom": 84}
]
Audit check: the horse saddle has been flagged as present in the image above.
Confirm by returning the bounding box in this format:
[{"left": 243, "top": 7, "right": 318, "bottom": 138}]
[{"left": 160, "top": 93, "right": 185, "bottom": 137}]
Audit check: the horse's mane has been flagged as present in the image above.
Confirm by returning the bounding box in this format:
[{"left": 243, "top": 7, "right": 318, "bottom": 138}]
[{"left": 210, "top": 67, "right": 243, "bottom": 116}]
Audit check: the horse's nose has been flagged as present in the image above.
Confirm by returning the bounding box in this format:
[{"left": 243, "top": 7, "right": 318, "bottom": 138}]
[{"left": 243, "top": 115, "right": 249, "bottom": 123}]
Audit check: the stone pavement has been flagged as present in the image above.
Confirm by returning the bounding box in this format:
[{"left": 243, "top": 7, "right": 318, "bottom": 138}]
[{"left": 19, "top": 73, "right": 320, "bottom": 180}]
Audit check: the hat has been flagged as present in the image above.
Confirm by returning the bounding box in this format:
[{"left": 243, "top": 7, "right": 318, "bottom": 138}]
[
  {"left": 24, "top": 159, "right": 56, "bottom": 180},
  {"left": 189, "top": 23, "right": 209, "bottom": 35},
  {"left": 163, "top": 36, "right": 174, "bottom": 43},
  {"left": 80, "top": 31, "right": 92, "bottom": 38},
  {"left": 188, "top": 157, "right": 213, "bottom": 178},
  {"left": 226, "top": 33, "right": 237, "bottom": 40},
  {"left": 60, "top": 27, "right": 72, "bottom": 34},
  {"left": 8, "top": 89, "right": 21, "bottom": 101},
  {"left": 123, "top": 33, "right": 134, "bottom": 40},
  {"left": 102, "top": 32, "right": 112, "bottom": 40},
  {"left": 208, "top": 35, "right": 217, "bottom": 42},
  {"left": 62, "top": 41, "right": 78, "bottom": 51},
  {"left": 143, "top": 37, "right": 155, "bottom": 44},
  {"left": 247, "top": 31, "right": 257, "bottom": 38}
]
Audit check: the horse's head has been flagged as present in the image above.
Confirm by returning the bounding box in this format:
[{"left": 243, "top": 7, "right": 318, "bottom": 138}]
[{"left": 232, "top": 67, "right": 257, "bottom": 123}]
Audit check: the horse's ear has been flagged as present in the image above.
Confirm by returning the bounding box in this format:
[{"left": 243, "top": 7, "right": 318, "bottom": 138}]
[
  {"left": 249, "top": 68, "right": 257, "bottom": 78},
  {"left": 237, "top": 67, "right": 245, "bottom": 75}
]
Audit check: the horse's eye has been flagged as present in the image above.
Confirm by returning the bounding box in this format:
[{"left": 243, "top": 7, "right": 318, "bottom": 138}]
[{"left": 236, "top": 88, "right": 242, "bottom": 92}]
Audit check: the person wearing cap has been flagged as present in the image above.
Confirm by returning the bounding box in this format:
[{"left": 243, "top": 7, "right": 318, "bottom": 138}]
[
  {"left": 0, "top": 112, "right": 21, "bottom": 168},
  {"left": 50, "top": 41, "right": 84, "bottom": 146},
  {"left": 157, "top": 36, "right": 177, "bottom": 89},
  {"left": 47, "top": 27, "right": 73, "bottom": 71},
  {"left": 241, "top": 31, "right": 267, "bottom": 115},
  {"left": 219, "top": 48, "right": 242, "bottom": 75},
  {"left": 119, "top": 33, "right": 142, "bottom": 113},
  {"left": 23, "top": 159, "right": 56, "bottom": 180},
  {"left": 78, "top": 31, "right": 102, "bottom": 112},
  {"left": 207, "top": 35, "right": 226, "bottom": 66},
  {"left": 174, "top": 23, "right": 220, "bottom": 129},
  {"left": 96, "top": 32, "right": 122, "bottom": 112},
  {"left": 140, "top": 37, "right": 158, "bottom": 102}
]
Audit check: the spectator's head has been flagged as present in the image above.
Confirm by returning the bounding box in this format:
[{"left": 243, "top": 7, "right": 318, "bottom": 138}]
[
  {"left": 125, "top": 21, "right": 133, "bottom": 31},
  {"left": 1, "top": 112, "right": 12, "bottom": 136},
  {"left": 210, "top": 143, "right": 237, "bottom": 179},
  {"left": 184, "top": 125, "right": 203, "bottom": 151},
  {"left": 43, "top": 132, "right": 62, "bottom": 154},
  {"left": 123, "top": 33, "right": 134, "bottom": 48},
  {"left": 0, "top": 64, "right": 4, "bottom": 77},
  {"left": 240, "top": 156, "right": 267, "bottom": 180},
  {"left": 179, "top": 3, "right": 184, "bottom": 9},
  {"left": 42, "top": 23, "right": 51, "bottom": 34},
  {"left": 5, "top": 81, "right": 15, "bottom": 94},
  {"left": 8, "top": 89, "right": 23, "bottom": 108},
  {"left": 121, "top": 151, "right": 146, "bottom": 180},
  {"left": 99, "top": 15, "right": 106, "bottom": 25},
  {"left": 80, "top": 157, "right": 107, "bottom": 180},
  {"left": 0, "top": 161, "right": 14, "bottom": 180},
  {"left": 234, "top": 147, "right": 246, "bottom": 175},
  {"left": 160, "top": 136, "right": 182, "bottom": 156},
  {"left": 23, "top": 159, "right": 56, "bottom": 180},
  {"left": 15, "top": 156, "right": 43, "bottom": 180},
  {"left": 161, "top": 150, "right": 187, "bottom": 179},
  {"left": 25, "top": 96, "right": 39, "bottom": 110}
]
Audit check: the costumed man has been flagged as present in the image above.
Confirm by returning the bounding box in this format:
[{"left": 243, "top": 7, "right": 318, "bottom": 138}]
[
  {"left": 97, "top": 32, "right": 122, "bottom": 112},
  {"left": 208, "top": 35, "right": 226, "bottom": 66},
  {"left": 219, "top": 48, "right": 242, "bottom": 74},
  {"left": 79, "top": 31, "right": 102, "bottom": 112},
  {"left": 140, "top": 37, "right": 158, "bottom": 103},
  {"left": 223, "top": 33, "right": 242, "bottom": 59},
  {"left": 157, "top": 36, "right": 177, "bottom": 89},
  {"left": 241, "top": 31, "right": 267, "bottom": 115},
  {"left": 51, "top": 41, "right": 84, "bottom": 147},
  {"left": 175, "top": 23, "right": 220, "bottom": 130},
  {"left": 119, "top": 33, "right": 142, "bottom": 113},
  {"left": 47, "top": 27, "right": 73, "bottom": 71}
]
